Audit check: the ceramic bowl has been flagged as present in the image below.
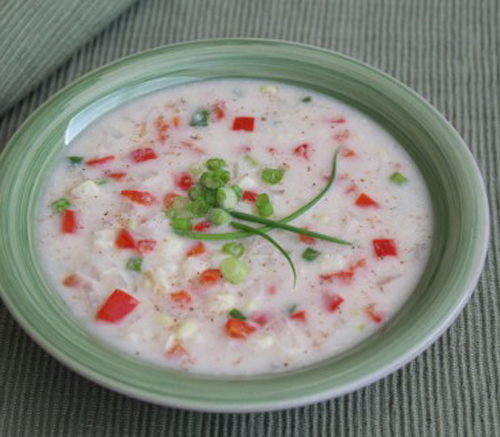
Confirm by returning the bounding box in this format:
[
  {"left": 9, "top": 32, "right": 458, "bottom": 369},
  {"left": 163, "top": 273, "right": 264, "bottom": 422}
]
[{"left": 0, "top": 39, "right": 489, "bottom": 412}]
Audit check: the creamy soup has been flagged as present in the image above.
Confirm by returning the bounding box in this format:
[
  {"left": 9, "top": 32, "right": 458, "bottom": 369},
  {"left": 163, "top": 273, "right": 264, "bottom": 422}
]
[{"left": 38, "top": 80, "right": 432, "bottom": 375}]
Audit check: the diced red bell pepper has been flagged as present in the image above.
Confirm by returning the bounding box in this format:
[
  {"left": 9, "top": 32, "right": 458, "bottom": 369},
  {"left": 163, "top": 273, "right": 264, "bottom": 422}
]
[
  {"left": 242, "top": 190, "right": 258, "bottom": 202},
  {"left": 120, "top": 190, "right": 157, "bottom": 205},
  {"left": 62, "top": 210, "right": 78, "bottom": 234},
  {"left": 136, "top": 239, "right": 156, "bottom": 254},
  {"left": 172, "top": 115, "right": 181, "bottom": 128},
  {"left": 331, "top": 117, "right": 346, "bottom": 124},
  {"left": 193, "top": 220, "right": 211, "bottom": 232},
  {"left": 366, "top": 304, "right": 384, "bottom": 323},
  {"left": 63, "top": 274, "right": 79, "bottom": 287},
  {"left": 342, "top": 147, "right": 356, "bottom": 158},
  {"left": 155, "top": 115, "right": 169, "bottom": 143},
  {"left": 293, "top": 143, "right": 310, "bottom": 159},
  {"left": 225, "top": 318, "right": 256, "bottom": 339},
  {"left": 86, "top": 155, "right": 115, "bottom": 166},
  {"left": 251, "top": 313, "right": 269, "bottom": 326},
  {"left": 131, "top": 147, "right": 157, "bottom": 163},
  {"left": 105, "top": 171, "right": 127, "bottom": 181},
  {"left": 299, "top": 233, "right": 316, "bottom": 245},
  {"left": 170, "top": 290, "right": 192, "bottom": 304},
  {"left": 373, "top": 239, "right": 398, "bottom": 258},
  {"left": 163, "top": 192, "right": 179, "bottom": 208},
  {"left": 212, "top": 101, "right": 226, "bottom": 120},
  {"left": 320, "top": 270, "right": 354, "bottom": 283},
  {"left": 115, "top": 229, "right": 135, "bottom": 249},
  {"left": 290, "top": 310, "right": 307, "bottom": 322},
  {"left": 199, "top": 269, "right": 221, "bottom": 285},
  {"left": 325, "top": 294, "right": 344, "bottom": 312},
  {"left": 175, "top": 173, "right": 194, "bottom": 191},
  {"left": 355, "top": 193, "right": 379, "bottom": 208},
  {"left": 96, "top": 289, "right": 139, "bottom": 323},
  {"left": 345, "top": 184, "right": 358, "bottom": 195},
  {"left": 334, "top": 129, "right": 350, "bottom": 142},
  {"left": 232, "top": 117, "right": 255, "bottom": 131},
  {"left": 187, "top": 242, "right": 206, "bottom": 257}
]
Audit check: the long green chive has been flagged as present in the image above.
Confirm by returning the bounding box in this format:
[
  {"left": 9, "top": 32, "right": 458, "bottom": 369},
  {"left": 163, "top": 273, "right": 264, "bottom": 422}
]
[
  {"left": 229, "top": 308, "right": 247, "bottom": 320},
  {"left": 390, "top": 172, "right": 408, "bottom": 185},
  {"left": 261, "top": 168, "right": 285, "bottom": 185},
  {"left": 222, "top": 242, "right": 245, "bottom": 258},
  {"left": 127, "top": 257, "right": 143, "bottom": 273},
  {"left": 51, "top": 198, "right": 71, "bottom": 213},
  {"left": 221, "top": 257, "right": 249, "bottom": 284},
  {"left": 231, "top": 222, "right": 297, "bottom": 286},
  {"left": 255, "top": 193, "right": 274, "bottom": 218},
  {"left": 68, "top": 156, "right": 83, "bottom": 166},
  {"left": 231, "top": 210, "right": 351, "bottom": 245},
  {"left": 177, "top": 151, "right": 340, "bottom": 241},
  {"left": 190, "top": 108, "right": 210, "bottom": 127},
  {"left": 302, "top": 247, "right": 321, "bottom": 261}
]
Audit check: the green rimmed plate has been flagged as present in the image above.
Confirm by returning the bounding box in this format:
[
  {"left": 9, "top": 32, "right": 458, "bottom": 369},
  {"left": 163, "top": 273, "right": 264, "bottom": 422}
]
[{"left": 0, "top": 39, "right": 489, "bottom": 412}]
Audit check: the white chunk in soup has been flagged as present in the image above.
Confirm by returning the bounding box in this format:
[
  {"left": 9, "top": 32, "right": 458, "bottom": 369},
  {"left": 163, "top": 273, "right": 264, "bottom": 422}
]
[{"left": 37, "top": 80, "right": 432, "bottom": 375}]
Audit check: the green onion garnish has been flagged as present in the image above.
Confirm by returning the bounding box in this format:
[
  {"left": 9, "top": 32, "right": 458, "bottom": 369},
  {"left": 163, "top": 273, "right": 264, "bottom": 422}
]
[
  {"left": 217, "top": 187, "right": 238, "bottom": 210},
  {"left": 188, "top": 186, "right": 202, "bottom": 200},
  {"left": 95, "top": 179, "right": 109, "bottom": 185},
  {"left": 171, "top": 217, "right": 192, "bottom": 231},
  {"left": 261, "top": 168, "right": 285, "bottom": 185},
  {"left": 390, "top": 172, "right": 408, "bottom": 185},
  {"left": 302, "top": 96, "right": 312, "bottom": 103},
  {"left": 187, "top": 197, "right": 210, "bottom": 218},
  {"left": 176, "top": 151, "right": 340, "bottom": 241},
  {"left": 206, "top": 158, "right": 227, "bottom": 171},
  {"left": 68, "top": 156, "right": 83, "bottom": 166},
  {"left": 302, "top": 248, "right": 321, "bottom": 261},
  {"left": 126, "top": 257, "right": 143, "bottom": 273},
  {"left": 222, "top": 242, "right": 245, "bottom": 258},
  {"left": 231, "top": 184, "right": 243, "bottom": 200},
  {"left": 255, "top": 193, "right": 274, "bottom": 218},
  {"left": 230, "top": 210, "right": 351, "bottom": 245},
  {"left": 51, "top": 197, "right": 71, "bottom": 213},
  {"left": 221, "top": 257, "right": 249, "bottom": 284},
  {"left": 243, "top": 155, "right": 258, "bottom": 167},
  {"left": 209, "top": 208, "right": 230, "bottom": 226},
  {"left": 229, "top": 308, "right": 247, "bottom": 320},
  {"left": 287, "top": 304, "right": 298, "bottom": 314},
  {"left": 188, "top": 163, "right": 203, "bottom": 175},
  {"left": 190, "top": 108, "right": 210, "bottom": 127},
  {"left": 231, "top": 222, "right": 297, "bottom": 286}
]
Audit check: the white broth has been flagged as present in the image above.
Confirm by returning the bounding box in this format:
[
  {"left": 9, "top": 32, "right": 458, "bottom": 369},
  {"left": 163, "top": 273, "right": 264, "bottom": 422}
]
[{"left": 37, "top": 80, "right": 432, "bottom": 375}]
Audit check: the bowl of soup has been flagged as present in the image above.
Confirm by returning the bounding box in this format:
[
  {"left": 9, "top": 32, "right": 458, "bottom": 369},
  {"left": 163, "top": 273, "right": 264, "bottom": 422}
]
[{"left": 0, "top": 39, "right": 489, "bottom": 412}]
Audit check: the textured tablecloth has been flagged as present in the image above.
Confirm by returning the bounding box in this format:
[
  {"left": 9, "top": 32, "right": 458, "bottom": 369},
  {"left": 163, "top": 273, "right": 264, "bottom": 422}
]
[{"left": 0, "top": 0, "right": 498, "bottom": 435}]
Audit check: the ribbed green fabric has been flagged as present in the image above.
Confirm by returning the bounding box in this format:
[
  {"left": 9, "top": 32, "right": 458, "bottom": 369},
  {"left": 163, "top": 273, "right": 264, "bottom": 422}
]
[
  {"left": 0, "top": 0, "right": 135, "bottom": 116},
  {"left": 0, "top": 0, "right": 498, "bottom": 435}
]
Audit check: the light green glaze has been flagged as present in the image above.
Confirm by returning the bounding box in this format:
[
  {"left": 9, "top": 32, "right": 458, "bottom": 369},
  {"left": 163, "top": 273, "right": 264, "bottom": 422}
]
[{"left": 0, "top": 40, "right": 489, "bottom": 412}]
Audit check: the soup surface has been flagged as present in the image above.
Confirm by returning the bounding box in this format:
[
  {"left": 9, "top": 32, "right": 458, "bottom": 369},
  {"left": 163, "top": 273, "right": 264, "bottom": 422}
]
[{"left": 38, "top": 80, "right": 432, "bottom": 375}]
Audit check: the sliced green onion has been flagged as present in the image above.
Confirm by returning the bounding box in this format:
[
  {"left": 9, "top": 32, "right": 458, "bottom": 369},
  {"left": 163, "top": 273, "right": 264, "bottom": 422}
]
[
  {"left": 243, "top": 155, "right": 258, "bottom": 166},
  {"left": 188, "top": 186, "right": 202, "bottom": 200},
  {"left": 201, "top": 187, "right": 218, "bottom": 206},
  {"left": 230, "top": 210, "right": 351, "bottom": 245},
  {"left": 221, "top": 257, "right": 249, "bottom": 284},
  {"left": 213, "top": 169, "right": 230, "bottom": 184},
  {"left": 178, "top": 151, "right": 340, "bottom": 241},
  {"left": 302, "top": 247, "right": 321, "bottom": 261},
  {"left": 68, "top": 156, "right": 83, "bottom": 166},
  {"left": 188, "top": 163, "right": 203, "bottom": 175},
  {"left": 390, "top": 172, "right": 408, "bottom": 185},
  {"left": 217, "top": 187, "right": 238, "bottom": 210},
  {"left": 206, "top": 158, "right": 227, "bottom": 171},
  {"left": 190, "top": 108, "right": 210, "bottom": 127},
  {"left": 51, "top": 198, "right": 71, "bottom": 213},
  {"left": 209, "top": 208, "right": 230, "bottom": 226},
  {"left": 222, "top": 242, "right": 245, "bottom": 258},
  {"left": 165, "top": 196, "right": 193, "bottom": 218},
  {"left": 95, "top": 179, "right": 109, "bottom": 185},
  {"left": 188, "top": 197, "right": 210, "bottom": 218},
  {"left": 126, "top": 257, "right": 143, "bottom": 273},
  {"left": 231, "top": 185, "right": 243, "bottom": 200},
  {"left": 261, "top": 168, "right": 285, "bottom": 185},
  {"left": 231, "top": 221, "right": 297, "bottom": 286},
  {"left": 287, "top": 304, "right": 298, "bottom": 314},
  {"left": 255, "top": 193, "right": 274, "bottom": 218},
  {"left": 302, "top": 96, "right": 312, "bottom": 103},
  {"left": 229, "top": 308, "right": 247, "bottom": 320},
  {"left": 171, "top": 217, "right": 192, "bottom": 231}
]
